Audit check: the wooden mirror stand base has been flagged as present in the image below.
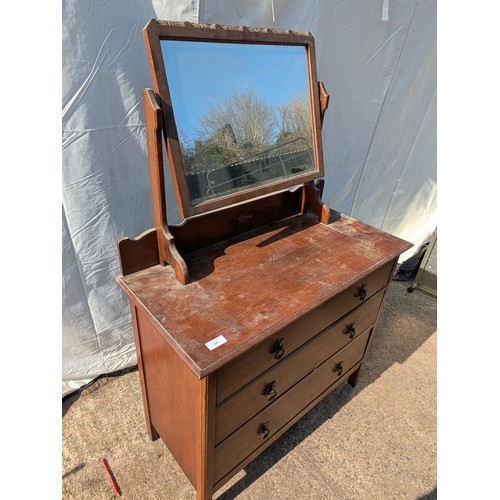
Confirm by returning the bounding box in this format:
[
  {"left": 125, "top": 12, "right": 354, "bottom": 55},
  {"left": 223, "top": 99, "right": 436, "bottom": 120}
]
[{"left": 121, "top": 88, "right": 331, "bottom": 286}]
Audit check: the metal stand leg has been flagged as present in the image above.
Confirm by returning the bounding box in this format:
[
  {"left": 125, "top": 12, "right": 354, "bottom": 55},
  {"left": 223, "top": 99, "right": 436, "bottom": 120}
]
[{"left": 407, "top": 230, "right": 437, "bottom": 298}]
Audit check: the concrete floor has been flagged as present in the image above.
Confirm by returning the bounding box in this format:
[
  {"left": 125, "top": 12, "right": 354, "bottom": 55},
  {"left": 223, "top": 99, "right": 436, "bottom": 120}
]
[{"left": 62, "top": 269, "right": 437, "bottom": 499}]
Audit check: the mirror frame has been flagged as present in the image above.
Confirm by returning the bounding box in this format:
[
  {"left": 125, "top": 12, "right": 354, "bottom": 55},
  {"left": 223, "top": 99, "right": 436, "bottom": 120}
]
[{"left": 143, "top": 19, "right": 324, "bottom": 219}]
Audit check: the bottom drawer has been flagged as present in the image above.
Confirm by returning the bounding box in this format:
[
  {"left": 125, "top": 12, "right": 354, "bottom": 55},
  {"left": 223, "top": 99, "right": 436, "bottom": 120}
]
[{"left": 213, "top": 328, "right": 370, "bottom": 484}]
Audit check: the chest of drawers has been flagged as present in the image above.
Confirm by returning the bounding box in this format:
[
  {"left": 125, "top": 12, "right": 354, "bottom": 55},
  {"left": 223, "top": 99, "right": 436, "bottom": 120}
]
[
  {"left": 116, "top": 20, "right": 412, "bottom": 498},
  {"left": 116, "top": 212, "right": 411, "bottom": 498}
]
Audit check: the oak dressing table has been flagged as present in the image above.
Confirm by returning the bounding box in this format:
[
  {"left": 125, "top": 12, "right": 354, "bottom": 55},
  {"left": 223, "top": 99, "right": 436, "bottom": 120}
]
[{"left": 116, "top": 20, "right": 412, "bottom": 499}]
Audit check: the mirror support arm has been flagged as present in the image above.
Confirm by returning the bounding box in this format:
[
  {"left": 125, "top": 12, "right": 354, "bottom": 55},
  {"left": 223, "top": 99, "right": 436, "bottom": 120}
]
[
  {"left": 300, "top": 82, "right": 330, "bottom": 224},
  {"left": 318, "top": 81, "right": 330, "bottom": 126},
  {"left": 303, "top": 180, "right": 330, "bottom": 224},
  {"left": 144, "top": 88, "right": 189, "bottom": 284}
]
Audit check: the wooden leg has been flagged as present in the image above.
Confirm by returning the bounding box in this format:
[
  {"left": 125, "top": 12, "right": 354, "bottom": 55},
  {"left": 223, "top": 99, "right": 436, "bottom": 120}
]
[
  {"left": 147, "top": 422, "right": 159, "bottom": 442},
  {"left": 196, "top": 488, "right": 211, "bottom": 500},
  {"left": 348, "top": 365, "right": 362, "bottom": 387},
  {"left": 130, "top": 303, "right": 158, "bottom": 441},
  {"left": 196, "top": 375, "right": 216, "bottom": 500}
]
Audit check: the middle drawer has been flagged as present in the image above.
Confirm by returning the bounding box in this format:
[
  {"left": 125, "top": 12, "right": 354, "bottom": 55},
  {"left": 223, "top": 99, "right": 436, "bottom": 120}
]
[{"left": 214, "top": 288, "right": 384, "bottom": 444}]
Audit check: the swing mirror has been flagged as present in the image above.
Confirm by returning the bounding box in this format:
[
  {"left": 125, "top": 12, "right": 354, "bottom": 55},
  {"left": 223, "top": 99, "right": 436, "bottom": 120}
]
[{"left": 144, "top": 20, "right": 324, "bottom": 218}]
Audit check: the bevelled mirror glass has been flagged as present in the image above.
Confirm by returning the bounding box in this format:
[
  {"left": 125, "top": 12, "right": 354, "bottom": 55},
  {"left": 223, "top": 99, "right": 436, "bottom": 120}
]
[{"left": 144, "top": 21, "right": 324, "bottom": 218}]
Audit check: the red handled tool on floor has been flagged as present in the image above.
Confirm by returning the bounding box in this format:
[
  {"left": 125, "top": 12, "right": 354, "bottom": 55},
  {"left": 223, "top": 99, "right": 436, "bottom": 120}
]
[{"left": 100, "top": 457, "right": 121, "bottom": 496}]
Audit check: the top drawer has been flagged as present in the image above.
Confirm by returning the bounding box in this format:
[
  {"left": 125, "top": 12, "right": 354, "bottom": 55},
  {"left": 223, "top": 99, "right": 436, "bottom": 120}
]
[{"left": 216, "top": 260, "right": 393, "bottom": 403}]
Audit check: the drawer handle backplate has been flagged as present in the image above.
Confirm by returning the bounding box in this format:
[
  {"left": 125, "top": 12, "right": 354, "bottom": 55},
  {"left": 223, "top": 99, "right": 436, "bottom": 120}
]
[
  {"left": 269, "top": 337, "right": 285, "bottom": 360},
  {"left": 345, "top": 322, "right": 356, "bottom": 339},
  {"left": 263, "top": 380, "right": 277, "bottom": 401},
  {"left": 334, "top": 361, "right": 344, "bottom": 376},
  {"left": 258, "top": 421, "right": 270, "bottom": 440},
  {"left": 358, "top": 283, "right": 367, "bottom": 301}
]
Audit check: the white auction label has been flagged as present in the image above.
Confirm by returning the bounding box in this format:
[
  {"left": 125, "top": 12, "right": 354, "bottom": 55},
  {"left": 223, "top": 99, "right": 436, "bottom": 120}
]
[{"left": 205, "top": 335, "right": 227, "bottom": 351}]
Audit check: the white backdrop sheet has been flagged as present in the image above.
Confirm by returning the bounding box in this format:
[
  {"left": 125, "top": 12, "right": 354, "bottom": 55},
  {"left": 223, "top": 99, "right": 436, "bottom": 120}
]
[{"left": 62, "top": 0, "right": 436, "bottom": 395}]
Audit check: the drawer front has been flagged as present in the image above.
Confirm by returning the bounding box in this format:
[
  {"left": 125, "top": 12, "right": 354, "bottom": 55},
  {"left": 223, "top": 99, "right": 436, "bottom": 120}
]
[
  {"left": 213, "top": 329, "right": 370, "bottom": 483},
  {"left": 215, "top": 289, "right": 384, "bottom": 444},
  {"left": 217, "top": 260, "right": 393, "bottom": 403}
]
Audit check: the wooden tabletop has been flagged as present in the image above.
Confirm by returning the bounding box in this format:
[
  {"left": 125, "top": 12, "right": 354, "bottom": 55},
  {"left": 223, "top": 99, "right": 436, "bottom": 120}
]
[{"left": 116, "top": 212, "right": 412, "bottom": 378}]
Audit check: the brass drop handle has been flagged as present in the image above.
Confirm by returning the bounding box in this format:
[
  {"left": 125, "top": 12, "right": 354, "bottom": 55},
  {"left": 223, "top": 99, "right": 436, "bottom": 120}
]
[
  {"left": 263, "top": 380, "right": 277, "bottom": 401},
  {"left": 258, "top": 421, "right": 270, "bottom": 440},
  {"left": 334, "top": 361, "right": 344, "bottom": 376},
  {"left": 269, "top": 337, "right": 285, "bottom": 360},
  {"left": 358, "top": 283, "right": 367, "bottom": 301},
  {"left": 345, "top": 322, "right": 356, "bottom": 339}
]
